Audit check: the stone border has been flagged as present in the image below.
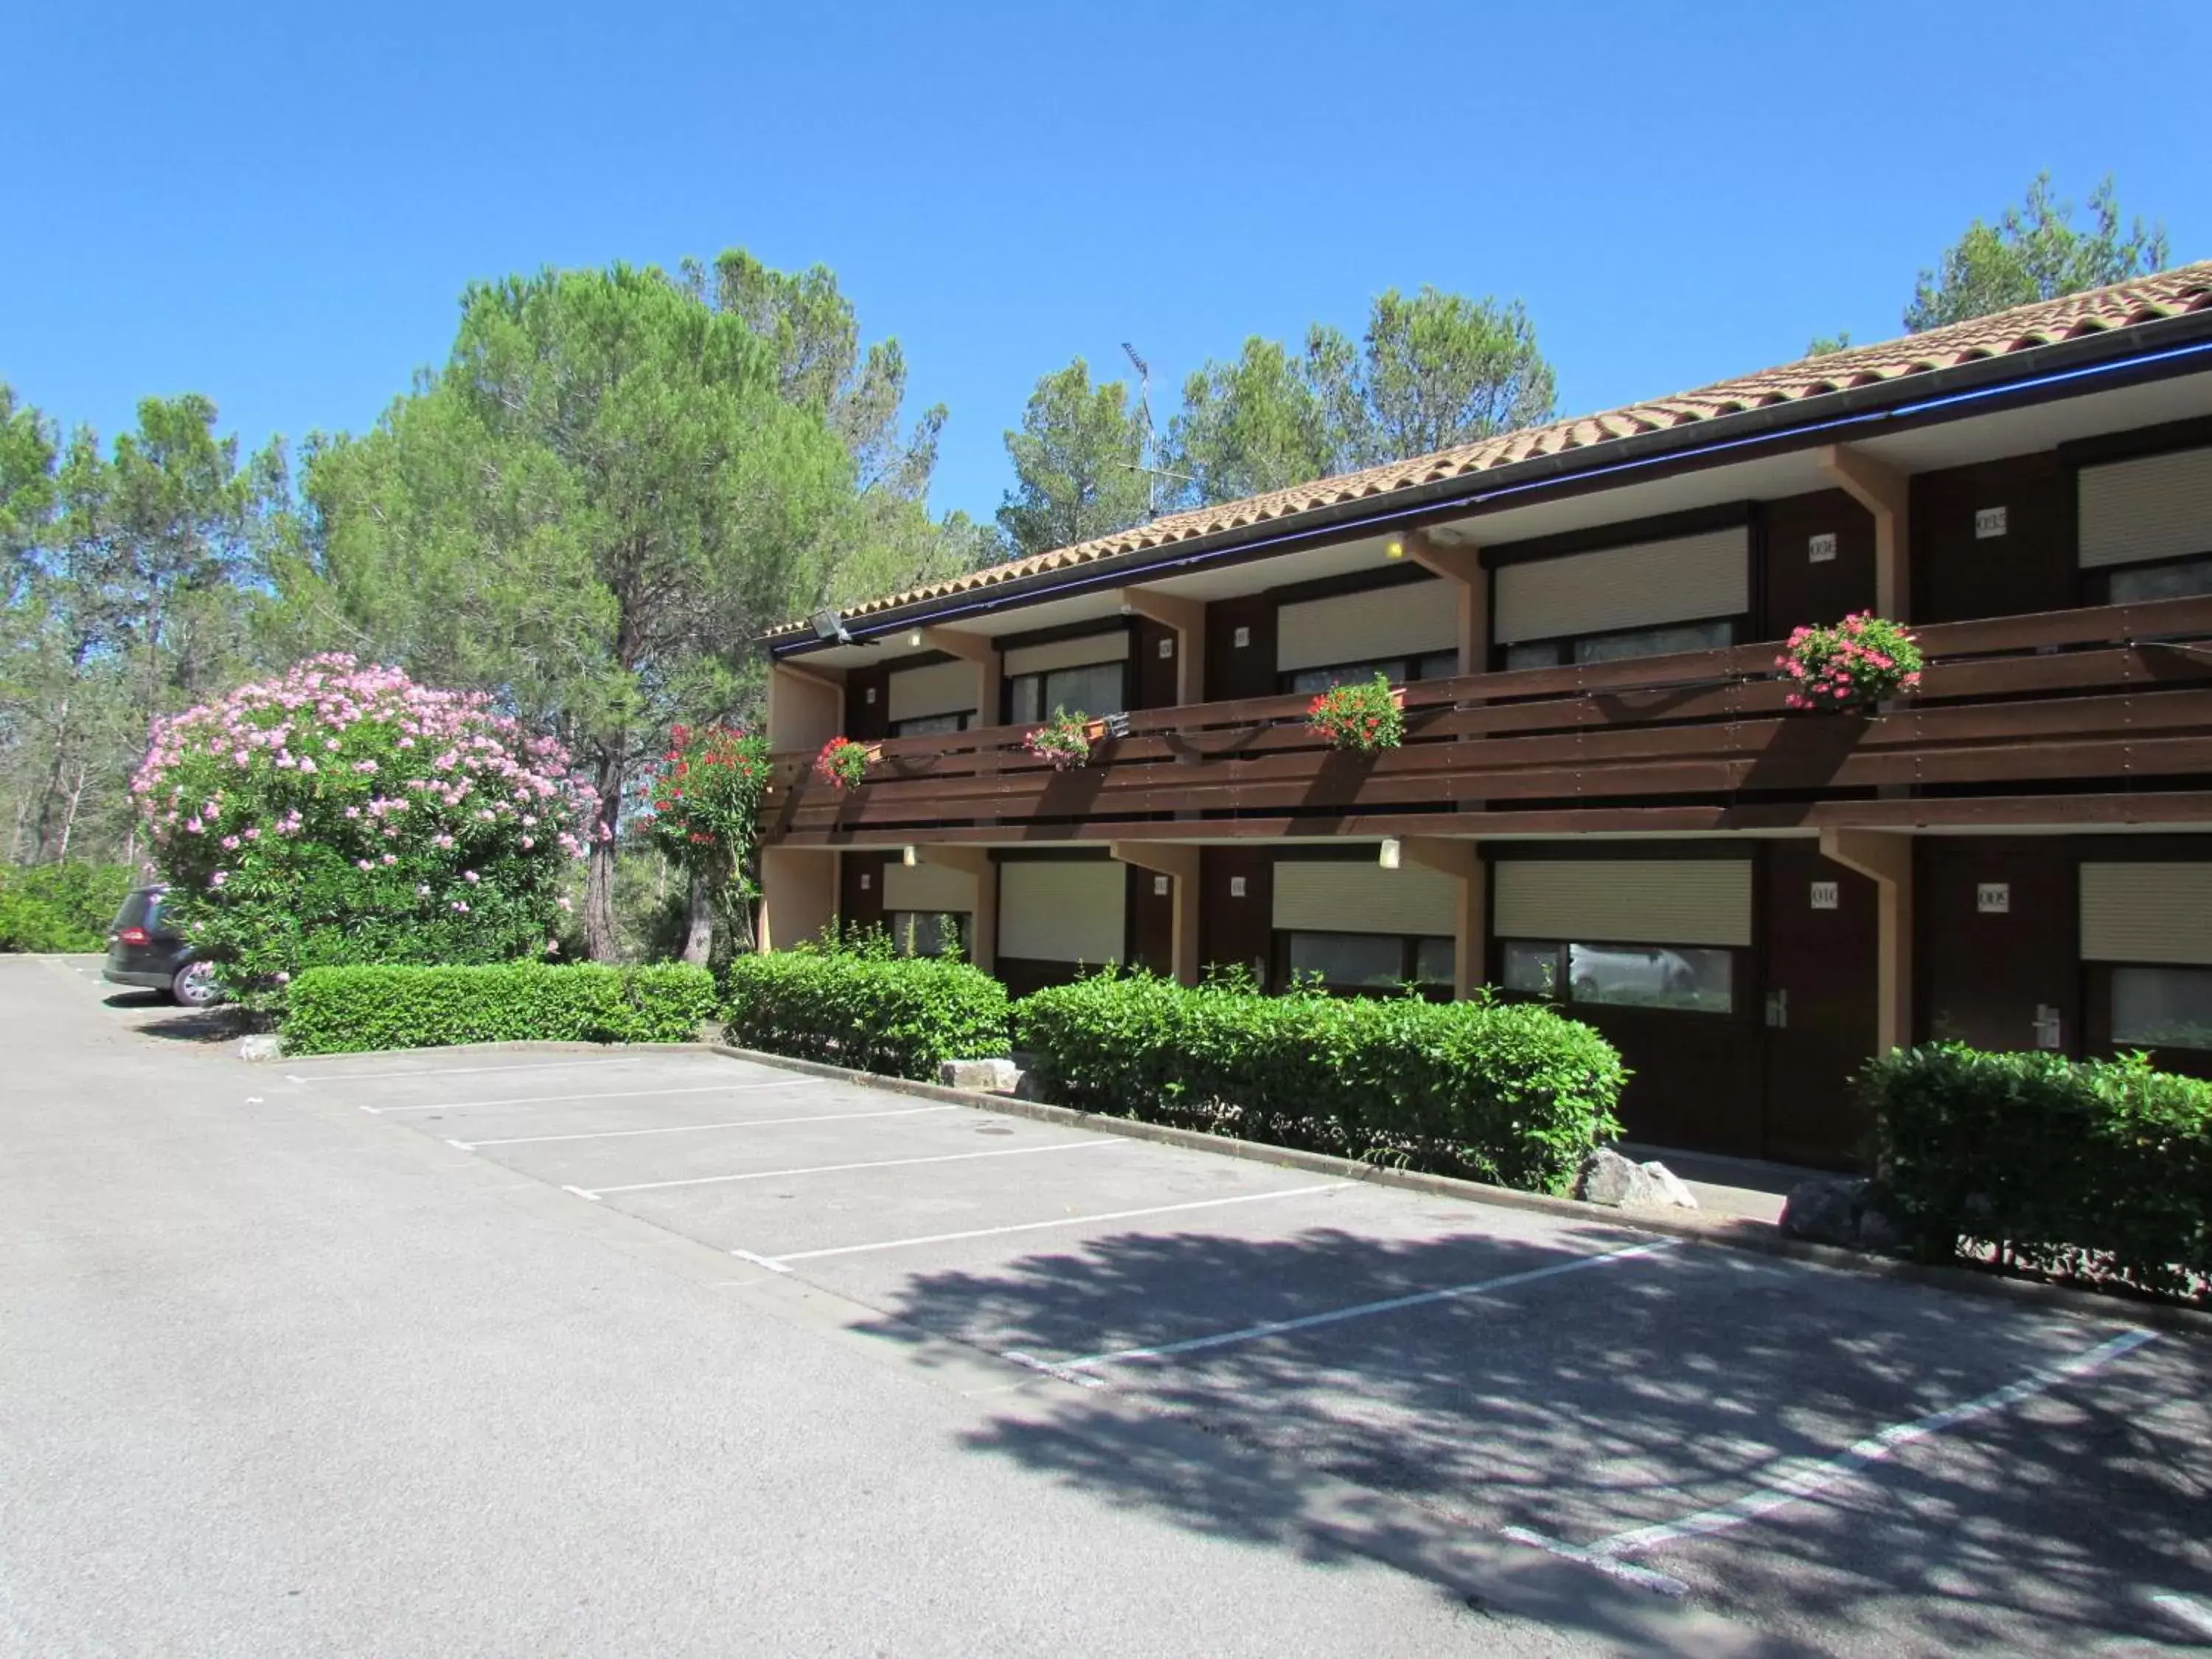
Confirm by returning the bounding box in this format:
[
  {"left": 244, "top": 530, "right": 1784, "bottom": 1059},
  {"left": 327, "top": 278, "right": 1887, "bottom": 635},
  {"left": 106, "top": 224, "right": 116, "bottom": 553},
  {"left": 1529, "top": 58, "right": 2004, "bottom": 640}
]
[{"left": 708, "top": 1043, "right": 2212, "bottom": 1340}]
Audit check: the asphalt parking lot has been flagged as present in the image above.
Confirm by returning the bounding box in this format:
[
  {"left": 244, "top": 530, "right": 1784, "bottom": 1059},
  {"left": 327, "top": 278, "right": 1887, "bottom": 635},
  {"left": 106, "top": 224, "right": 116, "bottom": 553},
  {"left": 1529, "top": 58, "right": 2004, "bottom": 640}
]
[{"left": 281, "top": 1040, "right": 2212, "bottom": 1659}]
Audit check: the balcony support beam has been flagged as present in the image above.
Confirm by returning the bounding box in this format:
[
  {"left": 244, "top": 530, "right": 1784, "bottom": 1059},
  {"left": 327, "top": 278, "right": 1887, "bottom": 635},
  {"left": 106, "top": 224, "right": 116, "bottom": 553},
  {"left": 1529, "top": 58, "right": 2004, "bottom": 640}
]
[
  {"left": 920, "top": 627, "right": 1001, "bottom": 729},
  {"left": 1398, "top": 835, "right": 1484, "bottom": 1000},
  {"left": 1403, "top": 532, "right": 1488, "bottom": 676},
  {"left": 1820, "top": 445, "right": 1912, "bottom": 622},
  {"left": 1118, "top": 588, "right": 1207, "bottom": 706},
  {"left": 1110, "top": 841, "right": 1201, "bottom": 984},
  {"left": 1819, "top": 827, "right": 1914, "bottom": 1056}
]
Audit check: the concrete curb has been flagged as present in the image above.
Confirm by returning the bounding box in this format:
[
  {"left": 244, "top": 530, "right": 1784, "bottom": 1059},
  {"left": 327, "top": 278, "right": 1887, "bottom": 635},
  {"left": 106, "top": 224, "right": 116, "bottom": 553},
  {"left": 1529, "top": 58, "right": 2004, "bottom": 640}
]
[{"left": 708, "top": 1041, "right": 2212, "bottom": 1341}]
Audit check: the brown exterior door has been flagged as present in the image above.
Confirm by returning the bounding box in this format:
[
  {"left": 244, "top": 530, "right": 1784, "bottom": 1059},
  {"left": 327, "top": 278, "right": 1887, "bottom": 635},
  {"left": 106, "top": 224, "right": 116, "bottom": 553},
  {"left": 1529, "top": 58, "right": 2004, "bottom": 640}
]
[
  {"left": 1760, "top": 490, "right": 1875, "bottom": 641},
  {"left": 1918, "top": 839, "right": 2079, "bottom": 1056},
  {"left": 1574, "top": 1004, "right": 1764, "bottom": 1159},
  {"left": 1761, "top": 842, "right": 1879, "bottom": 1169}
]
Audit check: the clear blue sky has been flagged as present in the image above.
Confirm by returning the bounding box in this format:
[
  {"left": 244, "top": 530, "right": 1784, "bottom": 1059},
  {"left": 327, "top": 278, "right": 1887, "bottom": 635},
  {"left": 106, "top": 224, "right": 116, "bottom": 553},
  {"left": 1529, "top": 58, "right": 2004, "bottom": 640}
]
[{"left": 10, "top": 0, "right": 2208, "bottom": 529}]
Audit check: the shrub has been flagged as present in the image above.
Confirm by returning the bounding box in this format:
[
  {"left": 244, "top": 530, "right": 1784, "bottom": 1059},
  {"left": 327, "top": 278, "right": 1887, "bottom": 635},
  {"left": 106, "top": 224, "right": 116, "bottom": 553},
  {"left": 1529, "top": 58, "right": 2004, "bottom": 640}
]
[
  {"left": 0, "top": 862, "right": 136, "bottom": 952},
  {"left": 131, "top": 655, "right": 597, "bottom": 1009},
  {"left": 1305, "top": 672, "right": 1405, "bottom": 753},
  {"left": 647, "top": 723, "right": 771, "bottom": 879},
  {"left": 1015, "top": 968, "right": 1626, "bottom": 1194},
  {"left": 1022, "top": 707, "right": 1093, "bottom": 771},
  {"left": 282, "top": 961, "right": 717, "bottom": 1055},
  {"left": 721, "top": 931, "right": 1010, "bottom": 1080},
  {"left": 1860, "top": 1044, "right": 2211, "bottom": 1301},
  {"left": 1777, "top": 613, "right": 1923, "bottom": 711}
]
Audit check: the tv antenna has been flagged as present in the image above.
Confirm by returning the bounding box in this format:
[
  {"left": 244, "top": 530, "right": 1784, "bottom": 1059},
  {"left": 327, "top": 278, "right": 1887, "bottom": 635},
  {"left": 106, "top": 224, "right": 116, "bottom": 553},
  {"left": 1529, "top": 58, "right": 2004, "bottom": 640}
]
[{"left": 1120, "top": 341, "right": 1191, "bottom": 518}]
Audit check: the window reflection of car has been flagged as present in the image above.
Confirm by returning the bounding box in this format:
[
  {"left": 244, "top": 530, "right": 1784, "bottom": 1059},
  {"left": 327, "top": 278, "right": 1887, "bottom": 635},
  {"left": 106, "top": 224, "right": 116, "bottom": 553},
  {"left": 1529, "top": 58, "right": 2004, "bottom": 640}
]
[{"left": 1569, "top": 944, "right": 1700, "bottom": 1001}]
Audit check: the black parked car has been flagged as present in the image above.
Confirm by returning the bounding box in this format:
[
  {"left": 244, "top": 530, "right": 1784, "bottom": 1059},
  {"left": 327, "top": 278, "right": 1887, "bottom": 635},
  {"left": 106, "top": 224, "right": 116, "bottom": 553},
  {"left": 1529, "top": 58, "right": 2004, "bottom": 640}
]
[{"left": 104, "top": 885, "right": 223, "bottom": 1007}]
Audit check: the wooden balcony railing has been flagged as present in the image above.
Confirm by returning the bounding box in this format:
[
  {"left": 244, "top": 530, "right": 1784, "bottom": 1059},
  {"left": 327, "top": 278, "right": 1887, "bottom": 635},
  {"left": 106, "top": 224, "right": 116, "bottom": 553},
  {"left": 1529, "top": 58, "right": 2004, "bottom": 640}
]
[{"left": 762, "top": 594, "right": 2212, "bottom": 845}]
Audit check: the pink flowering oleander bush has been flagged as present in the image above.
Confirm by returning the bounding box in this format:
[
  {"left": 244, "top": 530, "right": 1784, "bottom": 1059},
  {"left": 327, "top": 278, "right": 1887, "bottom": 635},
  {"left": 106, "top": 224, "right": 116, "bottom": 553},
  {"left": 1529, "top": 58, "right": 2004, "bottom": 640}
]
[
  {"left": 1777, "top": 613, "right": 1924, "bottom": 712},
  {"left": 132, "top": 655, "right": 599, "bottom": 1011}
]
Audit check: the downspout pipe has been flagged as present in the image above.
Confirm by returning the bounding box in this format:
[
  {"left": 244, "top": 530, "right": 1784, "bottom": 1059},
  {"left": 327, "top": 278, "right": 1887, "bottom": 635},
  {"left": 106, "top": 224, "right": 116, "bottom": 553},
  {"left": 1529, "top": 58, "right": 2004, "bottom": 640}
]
[{"left": 773, "top": 322, "right": 2212, "bottom": 656}]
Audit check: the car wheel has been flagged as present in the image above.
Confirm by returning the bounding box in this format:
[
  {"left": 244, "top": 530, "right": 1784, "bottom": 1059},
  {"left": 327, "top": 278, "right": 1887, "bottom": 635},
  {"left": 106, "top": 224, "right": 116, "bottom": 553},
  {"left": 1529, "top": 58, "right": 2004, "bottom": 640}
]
[{"left": 171, "top": 960, "right": 223, "bottom": 1009}]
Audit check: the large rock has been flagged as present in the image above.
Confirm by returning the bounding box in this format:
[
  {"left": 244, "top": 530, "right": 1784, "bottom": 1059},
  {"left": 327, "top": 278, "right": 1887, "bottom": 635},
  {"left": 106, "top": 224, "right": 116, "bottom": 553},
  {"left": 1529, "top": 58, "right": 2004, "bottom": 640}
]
[
  {"left": 1639, "top": 1160, "right": 1700, "bottom": 1211},
  {"left": 1577, "top": 1147, "right": 1661, "bottom": 1208},
  {"left": 1780, "top": 1176, "right": 1867, "bottom": 1246},
  {"left": 1854, "top": 1201, "right": 1908, "bottom": 1255},
  {"left": 939, "top": 1057, "right": 1024, "bottom": 1094},
  {"left": 1576, "top": 1149, "right": 1700, "bottom": 1210}
]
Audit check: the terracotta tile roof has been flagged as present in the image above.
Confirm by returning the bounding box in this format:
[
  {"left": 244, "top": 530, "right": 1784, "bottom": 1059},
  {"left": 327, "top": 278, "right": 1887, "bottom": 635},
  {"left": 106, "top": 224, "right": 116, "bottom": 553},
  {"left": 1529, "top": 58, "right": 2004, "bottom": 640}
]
[{"left": 771, "top": 262, "right": 2212, "bottom": 642}]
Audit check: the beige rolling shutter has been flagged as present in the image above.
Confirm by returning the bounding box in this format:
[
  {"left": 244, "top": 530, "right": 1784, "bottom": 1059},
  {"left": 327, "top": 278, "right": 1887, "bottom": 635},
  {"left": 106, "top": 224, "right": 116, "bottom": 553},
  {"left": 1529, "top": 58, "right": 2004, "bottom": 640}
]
[
  {"left": 1494, "top": 527, "right": 1748, "bottom": 644},
  {"left": 882, "top": 859, "right": 978, "bottom": 914},
  {"left": 886, "top": 660, "right": 976, "bottom": 724},
  {"left": 1002, "top": 630, "right": 1131, "bottom": 678},
  {"left": 2079, "top": 446, "right": 2212, "bottom": 569},
  {"left": 1493, "top": 859, "right": 1752, "bottom": 947},
  {"left": 1277, "top": 580, "right": 1458, "bottom": 673},
  {"left": 998, "top": 860, "right": 1125, "bottom": 964},
  {"left": 2080, "top": 863, "right": 2212, "bottom": 964},
  {"left": 1273, "top": 860, "right": 1460, "bottom": 936}
]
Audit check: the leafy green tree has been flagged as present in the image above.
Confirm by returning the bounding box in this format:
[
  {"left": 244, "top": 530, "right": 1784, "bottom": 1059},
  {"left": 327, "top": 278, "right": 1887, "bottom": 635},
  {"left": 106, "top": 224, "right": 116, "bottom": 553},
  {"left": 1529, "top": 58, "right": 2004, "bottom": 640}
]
[
  {"left": 1, "top": 390, "right": 278, "bottom": 866},
  {"left": 284, "top": 261, "right": 853, "bottom": 958},
  {"left": 995, "top": 359, "right": 1153, "bottom": 557},
  {"left": 1166, "top": 338, "right": 1335, "bottom": 504},
  {"left": 1332, "top": 288, "right": 1556, "bottom": 466},
  {"left": 703, "top": 251, "right": 998, "bottom": 603},
  {"left": 1806, "top": 331, "right": 1853, "bottom": 358},
  {"left": 0, "top": 385, "right": 58, "bottom": 568},
  {"left": 1905, "top": 173, "right": 2169, "bottom": 332},
  {"left": 1163, "top": 288, "right": 1558, "bottom": 510}
]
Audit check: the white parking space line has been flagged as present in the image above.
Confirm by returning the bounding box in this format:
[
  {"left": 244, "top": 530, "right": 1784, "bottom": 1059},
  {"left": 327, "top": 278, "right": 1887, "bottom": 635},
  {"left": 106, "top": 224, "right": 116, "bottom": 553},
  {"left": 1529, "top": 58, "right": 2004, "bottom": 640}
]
[
  {"left": 451, "top": 1105, "right": 960, "bottom": 1150},
  {"left": 1591, "top": 1326, "right": 2157, "bottom": 1559},
  {"left": 1506, "top": 1326, "right": 2159, "bottom": 1596},
  {"left": 287, "top": 1056, "right": 711, "bottom": 1085},
  {"left": 755, "top": 1181, "right": 1357, "bottom": 1265},
  {"left": 1009, "top": 1238, "right": 1676, "bottom": 1383},
  {"left": 1496, "top": 1528, "right": 1691, "bottom": 1597},
  {"left": 2149, "top": 1590, "right": 2212, "bottom": 1641},
  {"left": 361, "top": 1081, "right": 812, "bottom": 1114},
  {"left": 579, "top": 1137, "right": 1124, "bottom": 1198}
]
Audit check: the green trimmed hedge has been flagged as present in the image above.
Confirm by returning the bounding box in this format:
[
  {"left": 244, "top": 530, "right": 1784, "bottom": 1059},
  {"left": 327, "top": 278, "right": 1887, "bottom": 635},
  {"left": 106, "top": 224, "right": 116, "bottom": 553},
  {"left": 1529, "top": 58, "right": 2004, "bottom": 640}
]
[
  {"left": 1015, "top": 970, "right": 1627, "bottom": 1194},
  {"left": 721, "top": 947, "right": 1010, "bottom": 1081},
  {"left": 282, "top": 962, "right": 718, "bottom": 1056},
  {"left": 1862, "top": 1045, "right": 2212, "bottom": 1302},
  {"left": 0, "top": 863, "right": 135, "bottom": 953}
]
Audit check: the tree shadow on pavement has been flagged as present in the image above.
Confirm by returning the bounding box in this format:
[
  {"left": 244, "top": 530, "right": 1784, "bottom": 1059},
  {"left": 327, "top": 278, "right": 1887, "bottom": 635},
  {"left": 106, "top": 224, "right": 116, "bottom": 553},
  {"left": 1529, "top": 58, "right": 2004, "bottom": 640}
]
[
  {"left": 102, "top": 990, "right": 244, "bottom": 1044},
  {"left": 855, "top": 1222, "right": 2212, "bottom": 1659}
]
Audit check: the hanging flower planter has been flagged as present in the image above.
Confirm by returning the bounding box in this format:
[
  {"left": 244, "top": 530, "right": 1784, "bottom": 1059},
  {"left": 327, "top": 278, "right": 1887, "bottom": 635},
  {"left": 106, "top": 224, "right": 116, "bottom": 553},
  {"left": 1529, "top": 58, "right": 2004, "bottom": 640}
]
[
  {"left": 1306, "top": 673, "right": 1406, "bottom": 754},
  {"left": 1084, "top": 711, "right": 1132, "bottom": 742},
  {"left": 813, "top": 736, "right": 877, "bottom": 791},
  {"left": 1023, "top": 706, "right": 1096, "bottom": 771},
  {"left": 1776, "top": 613, "right": 1924, "bottom": 712}
]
